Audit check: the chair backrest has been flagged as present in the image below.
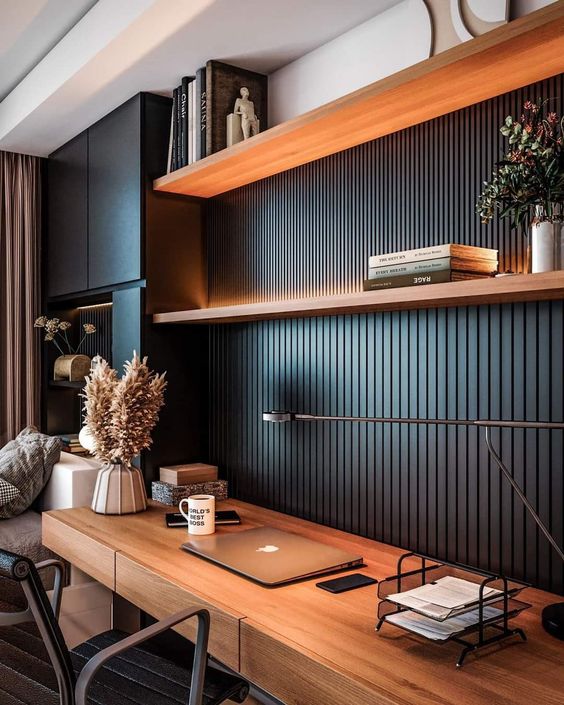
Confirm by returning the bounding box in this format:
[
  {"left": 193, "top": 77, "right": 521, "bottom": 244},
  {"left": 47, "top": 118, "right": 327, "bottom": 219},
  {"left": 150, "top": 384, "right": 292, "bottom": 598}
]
[{"left": 0, "top": 548, "right": 75, "bottom": 705}]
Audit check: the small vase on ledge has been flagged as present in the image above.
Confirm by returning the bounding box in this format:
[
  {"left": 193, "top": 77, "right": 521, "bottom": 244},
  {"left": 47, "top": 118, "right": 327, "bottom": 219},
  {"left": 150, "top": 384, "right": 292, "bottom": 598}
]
[
  {"left": 91, "top": 462, "right": 147, "bottom": 515},
  {"left": 530, "top": 218, "right": 564, "bottom": 273}
]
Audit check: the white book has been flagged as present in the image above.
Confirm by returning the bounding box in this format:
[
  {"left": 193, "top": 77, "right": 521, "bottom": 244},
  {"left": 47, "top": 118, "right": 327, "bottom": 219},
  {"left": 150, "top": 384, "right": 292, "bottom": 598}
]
[
  {"left": 191, "top": 78, "right": 197, "bottom": 162},
  {"left": 369, "top": 244, "right": 497, "bottom": 268},
  {"left": 188, "top": 81, "right": 194, "bottom": 165},
  {"left": 368, "top": 257, "right": 451, "bottom": 279}
]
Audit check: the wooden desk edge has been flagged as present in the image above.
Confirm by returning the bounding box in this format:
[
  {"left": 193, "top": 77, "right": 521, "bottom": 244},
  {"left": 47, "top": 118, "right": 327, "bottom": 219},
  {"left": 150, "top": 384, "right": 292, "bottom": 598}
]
[{"left": 42, "top": 511, "right": 116, "bottom": 590}]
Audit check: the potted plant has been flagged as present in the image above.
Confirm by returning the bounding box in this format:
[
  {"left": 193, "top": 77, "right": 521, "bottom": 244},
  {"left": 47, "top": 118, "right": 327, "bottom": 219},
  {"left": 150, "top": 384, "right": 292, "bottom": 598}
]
[
  {"left": 34, "top": 316, "right": 96, "bottom": 381},
  {"left": 83, "top": 353, "right": 167, "bottom": 515},
  {"left": 477, "top": 98, "right": 564, "bottom": 272}
]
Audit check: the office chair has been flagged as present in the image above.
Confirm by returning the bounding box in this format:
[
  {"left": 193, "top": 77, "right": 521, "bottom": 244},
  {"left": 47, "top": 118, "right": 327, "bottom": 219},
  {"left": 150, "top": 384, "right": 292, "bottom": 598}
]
[{"left": 0, "top": 548, "right": 249, "bottom": 705}]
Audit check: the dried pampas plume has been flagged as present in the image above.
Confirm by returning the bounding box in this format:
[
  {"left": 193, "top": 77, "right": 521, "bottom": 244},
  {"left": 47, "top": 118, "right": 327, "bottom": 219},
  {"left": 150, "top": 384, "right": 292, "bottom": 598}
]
[{"left": 82, "top": 352, "right": 167, "bottom": 465}]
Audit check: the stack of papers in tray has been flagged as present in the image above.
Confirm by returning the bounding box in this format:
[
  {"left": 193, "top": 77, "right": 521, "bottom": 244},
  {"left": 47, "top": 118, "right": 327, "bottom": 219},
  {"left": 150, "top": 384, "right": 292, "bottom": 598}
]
[
  {"left": 387, "top": 576, "right": 502, "bottom": 620},
  {"left": 385, "top": 605, "right": 504, "bottom": 641}
]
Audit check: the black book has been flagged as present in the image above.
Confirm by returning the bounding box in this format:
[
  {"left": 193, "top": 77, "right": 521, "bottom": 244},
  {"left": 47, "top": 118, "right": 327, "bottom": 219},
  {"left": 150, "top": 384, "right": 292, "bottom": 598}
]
[
  {"left": 363, "top": 270, "right": 452, "bottom": 290},
  {"left": 180, "top": 77, "right": 189, "bottom": 168},
  {"left": 196, "top": 67, "right": 206, "bottom": 160},
  {"left": 206, "top": 60, "right": 268, "bottom": 155},
  {"left": 171, "top": 88, "right": 178, "bottom": 171},
  {"left": 176, "top": 84, "right": 183, "bottom": 169}
]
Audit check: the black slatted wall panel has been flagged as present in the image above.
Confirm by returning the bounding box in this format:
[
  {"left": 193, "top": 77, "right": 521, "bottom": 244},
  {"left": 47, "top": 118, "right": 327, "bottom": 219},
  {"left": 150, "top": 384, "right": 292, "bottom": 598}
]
[
  {"left": 207, "top": 75, "right": 564, "bottom": 594},
  {"left": 79, "top": 304, "right": 112, "bottom": 363}
]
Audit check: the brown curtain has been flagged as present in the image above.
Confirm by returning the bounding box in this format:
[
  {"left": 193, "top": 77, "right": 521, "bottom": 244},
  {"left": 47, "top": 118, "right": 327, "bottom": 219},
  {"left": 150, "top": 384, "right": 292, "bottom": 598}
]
[{"left": 0, "top": 151, "right": 42, "bottom": 446}]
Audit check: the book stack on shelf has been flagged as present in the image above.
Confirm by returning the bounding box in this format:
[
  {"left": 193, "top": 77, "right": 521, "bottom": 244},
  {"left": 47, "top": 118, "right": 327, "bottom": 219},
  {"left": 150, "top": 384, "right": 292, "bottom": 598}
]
[
  {"left": 364, "top": 244, "right": 498, "bottom": 291},
  {"left": 56, "top": 433, "right": 89, "bottom": 456},
  {"left": 151, "top": 462, "right": 227, "bottom": 505},
  {"left": 167, "top": 60, "right": 268, "bottom": 172},
  {"left": 376, "top": 553, "right": 529, "bottom": 666}
]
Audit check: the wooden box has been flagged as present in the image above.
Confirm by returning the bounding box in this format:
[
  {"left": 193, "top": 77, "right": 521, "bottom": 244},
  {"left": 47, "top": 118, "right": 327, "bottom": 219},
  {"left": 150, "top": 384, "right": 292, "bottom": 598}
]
[{"left": 159, "top": 463, "right": 218, "bottom": 486}]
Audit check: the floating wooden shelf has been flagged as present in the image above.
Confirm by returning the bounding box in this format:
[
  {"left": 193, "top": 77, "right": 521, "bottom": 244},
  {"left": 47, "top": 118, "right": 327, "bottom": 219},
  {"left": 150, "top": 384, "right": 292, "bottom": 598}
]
[
  {"left": 153, "top": 5, "right": 564, "bottom": 198},
  {"left": 152, "top": 271, "right": 564, "bottom": 325}
]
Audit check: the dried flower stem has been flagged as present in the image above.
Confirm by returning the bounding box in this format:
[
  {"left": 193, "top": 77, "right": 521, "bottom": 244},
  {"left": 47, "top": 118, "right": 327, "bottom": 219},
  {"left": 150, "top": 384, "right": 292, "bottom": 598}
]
[{"left": 82, "top": 353, "right": 166, "bottom": 465}]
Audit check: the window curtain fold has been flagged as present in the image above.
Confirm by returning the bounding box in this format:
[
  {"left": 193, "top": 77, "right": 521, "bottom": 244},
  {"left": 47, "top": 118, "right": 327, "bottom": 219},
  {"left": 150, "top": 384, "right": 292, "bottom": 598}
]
[{"left": 0, "top": 151, "right": 42, "bottom": 445}]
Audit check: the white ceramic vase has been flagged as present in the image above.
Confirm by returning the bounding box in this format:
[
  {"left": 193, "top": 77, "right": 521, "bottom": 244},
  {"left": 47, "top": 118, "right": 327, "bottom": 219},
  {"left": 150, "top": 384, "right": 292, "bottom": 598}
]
[
  {"left": 91, "top": 462, "right": 147, "bottom": 515},
  {"left": 530, "top": 220, "right": 563, "bottom": 273}
]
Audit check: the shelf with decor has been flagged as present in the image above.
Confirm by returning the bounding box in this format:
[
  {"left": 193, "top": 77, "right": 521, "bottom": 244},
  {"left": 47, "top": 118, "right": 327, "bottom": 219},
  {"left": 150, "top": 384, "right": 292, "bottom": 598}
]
[
  {"left": 153, "top": 4, "right": 564, "bottom": 199},
  {"left": 152, "top": 271, "right": 564, "bottom": 325}
]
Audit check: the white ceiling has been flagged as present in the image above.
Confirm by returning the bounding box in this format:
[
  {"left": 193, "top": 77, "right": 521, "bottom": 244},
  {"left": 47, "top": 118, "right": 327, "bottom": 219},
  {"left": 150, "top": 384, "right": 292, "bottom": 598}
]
[
  {"left": 0, "top": 0, "right": 402, "bottom": 156},
  {"left": 0, "top": 0, "right": 97, "bottom": 101}
]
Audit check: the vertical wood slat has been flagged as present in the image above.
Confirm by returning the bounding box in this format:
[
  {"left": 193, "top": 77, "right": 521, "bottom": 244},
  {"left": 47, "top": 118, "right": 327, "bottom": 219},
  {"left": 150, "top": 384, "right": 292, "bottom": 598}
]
[{"left": 207, "top": 75, "right": 564, "bottom": 594}]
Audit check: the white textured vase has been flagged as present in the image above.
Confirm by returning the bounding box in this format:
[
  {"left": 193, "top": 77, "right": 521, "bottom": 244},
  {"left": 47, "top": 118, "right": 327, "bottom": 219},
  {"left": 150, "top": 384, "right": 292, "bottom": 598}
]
[
  {"left": 530, "top": 220, "right": 563, "bottom": 273},
  {"left": 91, "top": 462, "right": 147, "bottom": 515}
]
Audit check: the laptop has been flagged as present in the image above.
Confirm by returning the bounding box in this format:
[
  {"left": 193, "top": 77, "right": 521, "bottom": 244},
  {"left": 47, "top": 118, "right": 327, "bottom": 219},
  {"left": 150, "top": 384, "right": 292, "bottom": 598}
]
[{"left": 181, "top": 526, "right": 363, "bottom": 586}]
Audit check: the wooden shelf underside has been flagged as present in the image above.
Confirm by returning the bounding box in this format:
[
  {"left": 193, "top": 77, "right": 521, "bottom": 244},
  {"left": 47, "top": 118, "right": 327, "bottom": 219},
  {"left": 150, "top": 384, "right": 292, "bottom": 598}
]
[
  {"left": 154, "top": 5, "right": 564, "bottom": 198},
  {"left": 153, "top": 272, "right": 564, "bottom": 325}
]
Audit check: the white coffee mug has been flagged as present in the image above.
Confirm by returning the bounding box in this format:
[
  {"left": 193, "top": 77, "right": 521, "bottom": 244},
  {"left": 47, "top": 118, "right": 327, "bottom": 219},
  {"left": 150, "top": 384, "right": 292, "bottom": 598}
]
[{"left": 179, "top": 494, "right": 216, "bottom": 535}]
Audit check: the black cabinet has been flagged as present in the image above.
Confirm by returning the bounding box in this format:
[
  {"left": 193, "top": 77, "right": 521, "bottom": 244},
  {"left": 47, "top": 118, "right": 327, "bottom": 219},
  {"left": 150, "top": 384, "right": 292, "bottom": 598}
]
[
  {"left": 47, "top": 133, "right": 88, "bottom": 296},
  {"left": 88, "top": 96, "right": 142, "bottom": 289}
]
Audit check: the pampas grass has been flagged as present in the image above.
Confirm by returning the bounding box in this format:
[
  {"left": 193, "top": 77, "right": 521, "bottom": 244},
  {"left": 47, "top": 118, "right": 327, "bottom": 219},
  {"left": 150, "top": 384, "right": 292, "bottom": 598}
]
[{"left": 82, "top": 353, "right": 166, "bottom": 465}]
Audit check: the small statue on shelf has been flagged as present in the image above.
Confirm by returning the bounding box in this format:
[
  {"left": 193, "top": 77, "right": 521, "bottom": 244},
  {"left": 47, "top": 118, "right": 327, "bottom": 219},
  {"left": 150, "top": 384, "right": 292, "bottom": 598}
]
[
  {"left": 227, "top": 86, "right": 260, "bottom": 147},
  {"left": 234, "top": 86, "right": 260, "bottom": 139}
]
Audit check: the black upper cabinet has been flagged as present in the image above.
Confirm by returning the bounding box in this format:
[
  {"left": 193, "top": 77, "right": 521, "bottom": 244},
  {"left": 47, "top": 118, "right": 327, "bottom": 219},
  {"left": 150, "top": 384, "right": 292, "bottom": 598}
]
[
  {"left": 88, "top": 95, "right": 142, "bottom": 289},
  {"left": 47, "top": 93, "right": 173, "bottom": 299},
  {"left": 47, "top": 133, "right": 88, "bottom": 297}
]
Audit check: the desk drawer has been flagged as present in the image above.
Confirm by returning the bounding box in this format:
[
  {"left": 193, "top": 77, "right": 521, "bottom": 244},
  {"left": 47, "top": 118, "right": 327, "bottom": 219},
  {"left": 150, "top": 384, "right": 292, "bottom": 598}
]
[
  {"left": 240, "top": 621, "right": 382, "bottom": 705},
  {"left": 115, "top": 554, "right": 240, "bottom": 670},
  {"left": 42, "top": 513, "right": 115, "bottom": 589}
]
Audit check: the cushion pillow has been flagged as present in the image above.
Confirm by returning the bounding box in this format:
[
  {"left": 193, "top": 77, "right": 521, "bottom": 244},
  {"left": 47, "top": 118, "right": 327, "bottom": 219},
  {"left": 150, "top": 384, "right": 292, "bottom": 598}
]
[
  {"left": 0, "top": 426, "right": 61, "bottom": 519},
  {"left": 0, "top": 478, "right": 20, "bottom": 507}
]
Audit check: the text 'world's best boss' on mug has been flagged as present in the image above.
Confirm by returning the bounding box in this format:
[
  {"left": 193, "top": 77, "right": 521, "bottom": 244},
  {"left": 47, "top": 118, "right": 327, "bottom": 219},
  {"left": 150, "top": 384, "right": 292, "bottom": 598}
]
[{"left": 179, "top": 494, "right": 216, "bottom": 535}]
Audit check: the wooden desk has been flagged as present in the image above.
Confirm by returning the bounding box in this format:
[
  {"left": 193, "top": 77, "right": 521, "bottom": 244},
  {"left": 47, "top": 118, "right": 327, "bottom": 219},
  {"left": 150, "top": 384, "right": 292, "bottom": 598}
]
[{"left": 43, "top": 500, "right": 564, "bottom": 705}]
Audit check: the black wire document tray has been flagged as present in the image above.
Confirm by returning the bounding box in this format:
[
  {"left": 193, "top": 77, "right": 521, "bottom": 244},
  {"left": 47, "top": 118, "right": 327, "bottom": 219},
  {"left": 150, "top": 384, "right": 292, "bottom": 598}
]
[{"left": 376, "top": 552, "right": 530, "bottom": 666}]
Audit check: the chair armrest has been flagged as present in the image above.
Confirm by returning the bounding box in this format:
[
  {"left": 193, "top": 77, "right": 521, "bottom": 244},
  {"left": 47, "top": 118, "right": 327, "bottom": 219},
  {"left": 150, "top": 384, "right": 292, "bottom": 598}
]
[
  {"left": 0, "top": 559, "right": 65, "bottom": 626},
  {"left": 75, "top": 606, "right": 210, "bottom": 705}
]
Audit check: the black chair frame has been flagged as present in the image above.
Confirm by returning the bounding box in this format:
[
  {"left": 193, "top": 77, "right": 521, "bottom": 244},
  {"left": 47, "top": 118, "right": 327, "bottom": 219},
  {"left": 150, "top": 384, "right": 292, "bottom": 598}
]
[{"left": 0, "top": 548, "right": 211, "bottom": 705}]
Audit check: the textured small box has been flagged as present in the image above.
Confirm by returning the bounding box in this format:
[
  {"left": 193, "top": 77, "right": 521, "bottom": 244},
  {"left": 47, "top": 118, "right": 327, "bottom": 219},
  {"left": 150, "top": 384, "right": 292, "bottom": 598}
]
[{"left": 151, "top": 479, "right": 228, "bottom": 506}]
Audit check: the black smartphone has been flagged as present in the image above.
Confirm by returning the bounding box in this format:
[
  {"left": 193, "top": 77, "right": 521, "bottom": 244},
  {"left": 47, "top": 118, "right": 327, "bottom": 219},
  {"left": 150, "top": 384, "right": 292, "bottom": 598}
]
[
  {"left": 316, "top": 573, "right": 377, "bottom": 594},
  {"left": 165, "top": 510, "right": 241, "bottom": 528}
]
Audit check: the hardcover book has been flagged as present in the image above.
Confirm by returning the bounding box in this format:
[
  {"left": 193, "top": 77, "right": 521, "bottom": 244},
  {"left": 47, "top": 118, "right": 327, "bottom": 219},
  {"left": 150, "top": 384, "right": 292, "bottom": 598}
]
[
  {"left": 363, "top": 269, "right": 490, "bottom": 291},
  {"left": 206, "top": 60, "right": 267, "bottom": 155},
  {"left": 369, "top": 244, "right": 498, "bottom": 268},
  {"left": 180, "top": 76, "right": 189, "bottom": 167},
  {"left": 368, "top": 256, "right": 498, "bottom": 279},
  {"left": 171, "top": 88, "right": 178, "bottom": 171},
  {"left": 196, "top": 67, "right": 206, "bottom": 160}
]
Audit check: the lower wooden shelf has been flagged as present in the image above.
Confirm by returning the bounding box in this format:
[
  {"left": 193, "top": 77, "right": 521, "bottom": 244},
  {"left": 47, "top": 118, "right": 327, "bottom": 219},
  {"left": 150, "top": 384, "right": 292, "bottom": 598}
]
[{"left": 152, "top": 271, "right": 564, "bottom": 325}]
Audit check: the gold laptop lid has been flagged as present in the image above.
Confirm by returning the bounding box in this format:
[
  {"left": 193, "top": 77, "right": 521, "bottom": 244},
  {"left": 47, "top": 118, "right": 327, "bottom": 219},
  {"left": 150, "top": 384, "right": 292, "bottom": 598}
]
[{"left": 182, "top": 526, "right": 363, "bottom": 586}]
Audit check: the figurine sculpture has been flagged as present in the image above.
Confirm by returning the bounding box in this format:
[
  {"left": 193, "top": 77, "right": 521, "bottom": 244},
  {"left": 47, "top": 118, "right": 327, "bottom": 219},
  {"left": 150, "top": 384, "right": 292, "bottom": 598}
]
[{"left": 227, "top": 86, "right": 260, "bottom": 147}]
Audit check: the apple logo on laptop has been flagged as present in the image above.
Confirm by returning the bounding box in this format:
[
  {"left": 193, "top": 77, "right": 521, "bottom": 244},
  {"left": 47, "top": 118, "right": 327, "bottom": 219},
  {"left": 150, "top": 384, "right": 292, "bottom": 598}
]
[{"left": 256, "top": 545, "right": 279, "bottom": 553}]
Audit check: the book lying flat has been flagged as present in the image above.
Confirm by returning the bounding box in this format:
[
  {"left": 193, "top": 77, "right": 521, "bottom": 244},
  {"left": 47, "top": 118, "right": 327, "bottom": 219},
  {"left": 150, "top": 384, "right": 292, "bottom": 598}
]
[
  {"left": 387, "top": 576, "right": 501, "bottom": 620},
  {"left": 369, "top": 244, "right": 498, "bottom": 268},
  {"left": 363, "top": 270, "right": 491, "bottom": 291},
  {"left": 368, "top": 256, "right": 498, "bottom": 279},
  {"left": 385, "top": 605, "right": 504, "bottom": 641}
]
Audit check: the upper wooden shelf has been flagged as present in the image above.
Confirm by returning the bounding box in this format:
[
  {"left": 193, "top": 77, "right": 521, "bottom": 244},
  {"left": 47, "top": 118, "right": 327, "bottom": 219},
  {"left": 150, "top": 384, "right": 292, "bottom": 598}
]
[
  {"left": 153, "top": 5, "right": 564, "bottom": 199},
  {"left": 153, "top": 271, "right": 564, "bottom": 324}
]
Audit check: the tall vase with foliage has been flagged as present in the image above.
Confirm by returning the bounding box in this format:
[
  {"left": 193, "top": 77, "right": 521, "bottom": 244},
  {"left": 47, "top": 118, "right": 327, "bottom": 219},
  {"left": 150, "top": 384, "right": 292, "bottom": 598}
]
[
  {"left": 477, "top": 99, "right": 564, "bottom": 272},
  {"left": 83, "top": 353, "right": 167, "bottom": 515}
]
